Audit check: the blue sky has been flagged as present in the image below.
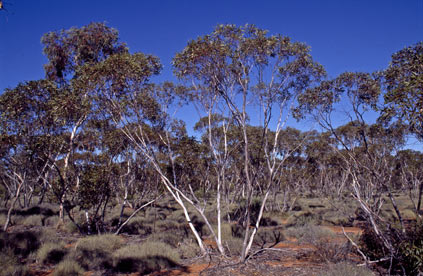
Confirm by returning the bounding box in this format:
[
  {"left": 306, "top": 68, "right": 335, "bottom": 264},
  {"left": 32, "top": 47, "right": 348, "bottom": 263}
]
[{"left": 0, "top": 0, "right": 422, "bottom": 148}]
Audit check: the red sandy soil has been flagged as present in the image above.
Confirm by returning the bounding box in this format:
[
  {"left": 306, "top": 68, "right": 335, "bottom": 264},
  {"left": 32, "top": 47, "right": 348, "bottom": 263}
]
[{"left": 323, "top": 225, "right": 362, "bottom": 235}]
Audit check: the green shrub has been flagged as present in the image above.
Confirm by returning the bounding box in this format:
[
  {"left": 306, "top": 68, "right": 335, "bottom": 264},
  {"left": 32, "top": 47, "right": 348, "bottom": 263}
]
[
  {"left": 113, "top": 242, "right": 180, "bottom": 273},
  {"left": 64, "top": 221, "right": 79, "bottom": 233},
  {"left": 37, "top": 242, "right": 67, "bottom": 264},
  {"left": 53, "top": 259, "right": 84, "bottom": 276},
  {"left": 72, "top": 234, "right": 122, "bottom": 270},
  {"left": 318, "top": 262, "right": 374, "bottom": 276}
]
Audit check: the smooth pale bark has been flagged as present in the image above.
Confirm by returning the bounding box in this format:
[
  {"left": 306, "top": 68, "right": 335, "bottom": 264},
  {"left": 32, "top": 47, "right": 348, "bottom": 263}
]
[
  {"left": 59, "top": 116, "right": 85, "bottom": 221},
  {"left": 3, "top": 179, "right": 24, "bottom": 231}
]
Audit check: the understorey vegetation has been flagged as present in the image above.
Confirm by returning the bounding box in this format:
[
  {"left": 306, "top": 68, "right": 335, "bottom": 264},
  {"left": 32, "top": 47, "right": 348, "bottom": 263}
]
[{"left": 0, "top": 23, "right": 422, "bottom": 275}]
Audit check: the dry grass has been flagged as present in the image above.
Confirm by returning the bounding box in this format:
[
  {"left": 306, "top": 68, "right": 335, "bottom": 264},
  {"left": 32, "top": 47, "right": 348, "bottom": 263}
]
[
  {"left": 0, "top": 247, "right": 30, "bottom": 276},
  {"left": 318, "top": 262, "right": 374, "bottom": 276},
  {"left": 22, "top": 214, "right": 44, "bottom": 227},
  {"left": 53, "top": 259, "right": 84, "bottom": 276},
  {"left": 286, "top": 224, "right": 352, "bottom": 263},
  {"left": 36, "top": 242, "right": 67, "bottom": 264},
  {"left": 72, "top": 234, "right": 123, "bottom": 270},
  {"left": 113, "top": 241, "right": 180, "bottom": 273}
]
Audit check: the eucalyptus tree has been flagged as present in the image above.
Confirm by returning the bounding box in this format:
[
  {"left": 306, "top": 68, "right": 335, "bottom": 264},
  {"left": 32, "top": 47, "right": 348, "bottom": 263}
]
[
  {"left": 0, "top": 79, "right": 63, "bottom": 230},
  {"left": 381, "top": 42, "right": 423, "bottom": 141},
  {"left": 73, "top": 45, "right": 214, "bottom": 250},
  {"left": 174, "top": 24, "right": 325, "bottom": 260},
  {"left": 393, "top": 149, "right": 423, "bottom": 215},
  {"left": 297, "top": 71, "right": 411, "bottom": 271},
  {"left": 40, "top": 22, "right": 128, "bottom": 220}
]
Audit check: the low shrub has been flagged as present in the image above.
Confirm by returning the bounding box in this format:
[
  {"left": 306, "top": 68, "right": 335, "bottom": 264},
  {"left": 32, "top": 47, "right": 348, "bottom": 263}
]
[
  {"left": 318, "top": 262, "right": 374, "bottom": 276},
  {"left": 37, "top": 242, "right": 67, "bottom": 264},
  {"left": 113, "top": 241, "right": 180, "bottom": 273},
  {"left": 53, "top": 259, "right": 84, "bottom": 276}
]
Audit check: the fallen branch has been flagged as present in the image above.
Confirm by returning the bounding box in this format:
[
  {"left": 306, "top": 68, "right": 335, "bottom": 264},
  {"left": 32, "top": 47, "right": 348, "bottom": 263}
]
[
  {"left": 342, "top": 226, "right": 369, "bottom": 264},
  {"left": 114, "top": 197, "right": 159, "bottom": 235},
  {"left": 246, "top": 247, "right": 291, "bottom": 262}
]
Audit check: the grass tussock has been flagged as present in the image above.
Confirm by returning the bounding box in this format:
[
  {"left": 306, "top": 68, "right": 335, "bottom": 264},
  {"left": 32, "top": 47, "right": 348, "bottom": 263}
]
[
  {"left": 224, "top": 236, "right": 244, "bottom": 256},
  {"left": 318, "top": 262, "right": 374, "bottom": 276},
  {"left": 285, "top": 211, "right": 322, "bottom": 227},
  {"left": 121, "top": 217, "right": 153, "bottom": 235},
  {"left": 0, "top": 230, "right": 40, "bottom": 258},
  {"left": 72, "top": 234, "right": 123, "bottom": 270},
  {"left": 113, "top": 241, "right": 180, "bottom": 273},
  {"left": 36, "top": 242, "right": 67, "bottom": 264},
  {"left": 44, "top": 215, "right": 60, "bottom": 227},
  {"left": 22, "top": 214, "right": 44, "bottom": 227},
  {"left": 178, "top": 239, "right": 201, "bottom": 259},
  {"left": 255, "top": 228, "right": 284, "bottom": 246},
  {"left": 0, "top": 213, "right": 6, "bottom": 226},
  {"left": 53, "top": 259, "right": 85, "bottom": 276},
  {"left": 0, "top": 247, "right": 31, "bottom": 276},
  {"left": 148, "top": 232, "right": 181, "bottom": 247}
]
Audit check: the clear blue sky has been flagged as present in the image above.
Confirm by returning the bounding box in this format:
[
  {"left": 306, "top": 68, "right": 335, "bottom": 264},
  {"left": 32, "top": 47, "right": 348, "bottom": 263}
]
[{"left": 0, "top": 0, "right": 422, "bottom": 148}]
